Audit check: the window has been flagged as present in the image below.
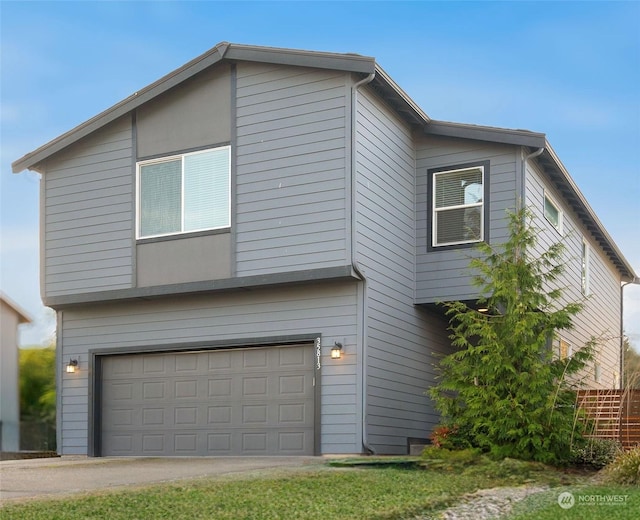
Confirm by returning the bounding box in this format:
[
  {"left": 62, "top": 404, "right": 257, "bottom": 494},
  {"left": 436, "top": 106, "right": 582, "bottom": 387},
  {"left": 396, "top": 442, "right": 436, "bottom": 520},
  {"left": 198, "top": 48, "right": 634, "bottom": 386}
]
[
  {"left": 432, "top": 164, "right": 485, "bottom": 247},
  {"left": 137, "top": 146, "right": 230, "bottom": 239},
  {"left": 581, "top": 239, "right": 590, "bottom": 295},
  {"left": 594, "top": 362, "right": 601, "bottom": 383},
  {"left": 558, "top": 338, "right": 572, "bottom": 360},
  {"left": 543, "top": 192, "right": 562, "bottom": 233}
]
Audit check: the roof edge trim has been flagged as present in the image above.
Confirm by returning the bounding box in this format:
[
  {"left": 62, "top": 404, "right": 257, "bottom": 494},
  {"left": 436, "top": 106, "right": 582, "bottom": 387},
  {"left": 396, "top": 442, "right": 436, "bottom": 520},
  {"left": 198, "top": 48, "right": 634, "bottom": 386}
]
[
  {"left": 0, "top": 292, "right": 33, "bottom": 324},
  {"left": 12, "top": 42, "right": 376, "bottom": 174},
  {"left": 541, "top": 142, "right": 637, "bottom": 281},
  {"left": 425, "top": 120, "right": 546, "bottom": 148}
]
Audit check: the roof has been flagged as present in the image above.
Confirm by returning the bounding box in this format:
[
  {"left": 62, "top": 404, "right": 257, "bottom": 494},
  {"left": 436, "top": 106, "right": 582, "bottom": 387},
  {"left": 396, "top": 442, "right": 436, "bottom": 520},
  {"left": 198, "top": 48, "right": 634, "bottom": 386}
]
[
  {"left": 0, "top": 293, "right": 32, "bottom": 324},
  {"left": 11, "top": 42, "right": 637, "bottom": 281}
]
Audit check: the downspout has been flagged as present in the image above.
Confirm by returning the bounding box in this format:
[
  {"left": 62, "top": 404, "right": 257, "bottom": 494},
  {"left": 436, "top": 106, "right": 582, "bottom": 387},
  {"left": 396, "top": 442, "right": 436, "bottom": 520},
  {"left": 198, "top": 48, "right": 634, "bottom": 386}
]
[
  {"left": 351, "top": 71, "right": 375, "bottom": 454},
  {"left": 520, "top": 146, "right": 545, "bottom": 210},
  {"left": 620, "top": 276, "right": 640, "bottom": 388}
]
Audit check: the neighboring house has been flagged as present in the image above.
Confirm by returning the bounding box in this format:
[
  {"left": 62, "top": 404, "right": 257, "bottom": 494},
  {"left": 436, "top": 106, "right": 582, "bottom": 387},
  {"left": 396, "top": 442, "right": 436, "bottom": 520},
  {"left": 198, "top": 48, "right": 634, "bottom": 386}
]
[
  {"left": 0, "top": 293, "right": 31, "bottom": 452},
  {"left": 12, "top": 43, "right": 637, "bottom": 457}
]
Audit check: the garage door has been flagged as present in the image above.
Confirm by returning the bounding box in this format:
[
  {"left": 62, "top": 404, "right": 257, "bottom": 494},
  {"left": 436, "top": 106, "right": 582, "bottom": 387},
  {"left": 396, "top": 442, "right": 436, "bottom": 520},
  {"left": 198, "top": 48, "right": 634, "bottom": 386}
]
[{"left": 100, "top": 344, "right": 315, "bottom": 456}]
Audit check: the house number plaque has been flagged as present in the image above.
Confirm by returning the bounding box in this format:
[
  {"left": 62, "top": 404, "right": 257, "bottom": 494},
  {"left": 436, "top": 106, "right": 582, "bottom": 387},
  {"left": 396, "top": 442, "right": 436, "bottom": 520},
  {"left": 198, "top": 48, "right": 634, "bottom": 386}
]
[{"left": 316, "top": 337, "right": 321, "bottom": 370}]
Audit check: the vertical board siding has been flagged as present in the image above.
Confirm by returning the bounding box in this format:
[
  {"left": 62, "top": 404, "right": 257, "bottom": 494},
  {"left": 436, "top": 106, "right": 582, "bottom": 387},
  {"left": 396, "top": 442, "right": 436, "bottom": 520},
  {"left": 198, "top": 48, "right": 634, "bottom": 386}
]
[
  {"left": 44, "top": 117, "right": 133, "bottom": 297},
  {"left": 235, "top": 63, "right": 349, "bottom": 275},
  {"left": 356, "top": 89, "right": 453, "bottom": 454},
  {"left": 59, "top": 283, "right": 358, "bottom": 455},
  {"left": 526, "top": 162, "right": 621, "bottom": 389},
  {"left": 415, "top": 135, "right": 518, "bottom": 303}
]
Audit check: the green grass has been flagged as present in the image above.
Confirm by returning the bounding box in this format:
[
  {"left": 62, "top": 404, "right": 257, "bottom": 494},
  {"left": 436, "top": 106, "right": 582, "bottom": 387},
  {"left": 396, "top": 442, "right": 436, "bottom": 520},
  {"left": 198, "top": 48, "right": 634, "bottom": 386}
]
[
  {"left": 0, "top": 462, "right": 564, "bottom": 520},
  {"left": 2, "top": 460, "right": 630, "bottom": 520},
  {"left": 507, "top": 485, "right": 640, "bottom": 519}
]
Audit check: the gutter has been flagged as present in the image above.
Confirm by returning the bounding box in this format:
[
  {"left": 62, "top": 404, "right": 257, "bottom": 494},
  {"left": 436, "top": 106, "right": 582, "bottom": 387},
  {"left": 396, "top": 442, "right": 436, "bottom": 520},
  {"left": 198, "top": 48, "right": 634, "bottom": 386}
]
[
  {"left": 351, "top": 71, "right": 376, "bottom": 454},
  {"left": 520, "top": 146, "right": 545, "bottom": 210}
]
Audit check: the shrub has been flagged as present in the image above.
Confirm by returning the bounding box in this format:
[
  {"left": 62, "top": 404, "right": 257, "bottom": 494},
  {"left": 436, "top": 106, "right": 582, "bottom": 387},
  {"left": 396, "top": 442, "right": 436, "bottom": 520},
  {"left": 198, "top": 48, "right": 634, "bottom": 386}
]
[
  {"left": 603, "top": 446, "right": 640, "bottom": 485},
  {"left": 420, "top": 446, "right": 483, "bottom": 470},
  {"left": 570, "top": 438, "right": 623, "bottom": 468},
  {"left": 429, "top": 425, "right": 472, "bottom": 450},
  {"left": 429, "top": 208, "right": 595, "bottom": 465}
]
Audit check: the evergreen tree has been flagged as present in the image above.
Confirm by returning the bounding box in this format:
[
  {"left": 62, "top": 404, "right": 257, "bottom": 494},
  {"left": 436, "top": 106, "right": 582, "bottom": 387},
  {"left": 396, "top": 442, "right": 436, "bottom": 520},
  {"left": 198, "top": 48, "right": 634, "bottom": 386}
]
[{"left": 429, "top": 208, "right": 594, "bottom": 464}]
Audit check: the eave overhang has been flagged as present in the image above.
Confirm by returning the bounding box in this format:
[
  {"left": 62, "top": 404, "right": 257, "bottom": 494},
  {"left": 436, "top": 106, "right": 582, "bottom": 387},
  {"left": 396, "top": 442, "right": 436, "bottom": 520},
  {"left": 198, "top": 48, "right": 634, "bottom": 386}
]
[
  {"left": 537, "top": 142, "right": 637, "bottom": 282},
  {"left": 11, "top": 42, "right": 377, "bottom": 174},
  {"left": 424, "top": 119, "right": 546, "bottom": 148}
]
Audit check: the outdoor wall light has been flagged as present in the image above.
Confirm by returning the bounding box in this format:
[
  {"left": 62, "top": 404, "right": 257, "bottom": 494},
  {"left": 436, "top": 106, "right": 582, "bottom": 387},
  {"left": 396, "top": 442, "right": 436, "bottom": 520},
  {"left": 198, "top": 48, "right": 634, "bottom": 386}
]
[
  {"left": 66, "top": 359, "right": 79, "bottom": 374},
  {"left": 331, "top": 342, "right": 343, "bottom": 360}
]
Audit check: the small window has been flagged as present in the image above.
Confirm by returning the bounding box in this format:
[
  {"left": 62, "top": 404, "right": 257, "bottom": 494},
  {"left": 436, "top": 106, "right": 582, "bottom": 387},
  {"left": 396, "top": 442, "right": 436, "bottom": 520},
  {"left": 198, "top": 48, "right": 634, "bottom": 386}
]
[
  {"left": 558, "top": 338, "right": 572, "bottom": 360},
  {"left": 137, "top": 146, "right": 231, "bottom": 239},
  {"left": 581, "top": 239, "right": 590, "bottom": 295},
  {"left": 543, "top": 192, "right": 562, "bottom": 232},
  {"left": 432, "top": 165, "right": 485, "bottom": 247},
  {"left": 594, "top": 362, "right": 601, "bottom": 383}
]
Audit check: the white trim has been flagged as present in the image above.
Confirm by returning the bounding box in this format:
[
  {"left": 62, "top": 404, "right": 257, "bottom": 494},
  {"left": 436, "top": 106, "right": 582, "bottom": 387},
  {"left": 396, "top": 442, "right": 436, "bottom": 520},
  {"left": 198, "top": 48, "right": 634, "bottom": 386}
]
[
  {"left": 432, "top": 165, "right": 485, "bottom": 247},
  {"left": 543, "top": 190, "right": 563, "bottom": 234},
  {"left": 136, "top": 145, "right": 231, "bottom": 240}
]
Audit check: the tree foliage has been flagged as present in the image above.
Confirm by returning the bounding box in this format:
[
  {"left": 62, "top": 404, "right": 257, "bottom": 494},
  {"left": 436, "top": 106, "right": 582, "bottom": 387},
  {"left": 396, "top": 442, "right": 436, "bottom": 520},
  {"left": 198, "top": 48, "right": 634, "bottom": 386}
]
[
  {"left": 623, "top": 337, "right": 640, "bottom": 389},
  {"left": 429, "top": 208, "right": 595, "bottom": 464},
  {"left": 19, "top": 345, "right": 56, "bottom": 423}
]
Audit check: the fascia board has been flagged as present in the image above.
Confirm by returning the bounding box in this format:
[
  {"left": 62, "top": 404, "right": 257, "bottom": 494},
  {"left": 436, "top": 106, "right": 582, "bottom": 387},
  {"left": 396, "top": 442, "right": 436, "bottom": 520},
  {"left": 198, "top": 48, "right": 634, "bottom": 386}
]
[
  {"left": 424, "top": 120, "right": 546, "bottom": 148},
  {"left": 542, "top": 142, "right": 637, "bottom": 281},
  {"left": 0, "top": 293, "right": 33, "bottom": 323},
  {"left": 223, "top": 44, "right": 376, "bottom": 74},
  {"left": 12, "top": 42, "right": 230, "bottom": 174},
  {"left": 369, "top": 65, "right": 430, "bottom": 125},
  {"left": 12, "top": 42, "right": 376, "bottom": 174}
]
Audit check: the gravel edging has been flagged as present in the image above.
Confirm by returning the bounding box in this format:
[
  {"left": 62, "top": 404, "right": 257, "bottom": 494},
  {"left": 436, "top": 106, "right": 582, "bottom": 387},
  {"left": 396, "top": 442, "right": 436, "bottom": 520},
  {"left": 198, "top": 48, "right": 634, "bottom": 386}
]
[{"left": 418, "top": 484, "right": 550, "bottom": 520}]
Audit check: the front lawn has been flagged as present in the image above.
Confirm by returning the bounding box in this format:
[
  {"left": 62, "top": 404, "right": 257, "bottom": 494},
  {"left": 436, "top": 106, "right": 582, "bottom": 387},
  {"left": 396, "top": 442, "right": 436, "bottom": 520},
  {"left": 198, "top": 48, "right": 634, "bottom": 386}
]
[{"left": 1, "top": 460, "right": 635, "bottom": 519}]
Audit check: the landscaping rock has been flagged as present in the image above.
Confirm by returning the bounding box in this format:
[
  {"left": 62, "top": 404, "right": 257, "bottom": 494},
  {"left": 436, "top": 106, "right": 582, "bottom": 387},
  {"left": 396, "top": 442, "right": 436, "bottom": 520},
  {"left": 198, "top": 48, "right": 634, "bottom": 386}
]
[{"left": 420, "top": 485, "right": 549, "bottom": 520}]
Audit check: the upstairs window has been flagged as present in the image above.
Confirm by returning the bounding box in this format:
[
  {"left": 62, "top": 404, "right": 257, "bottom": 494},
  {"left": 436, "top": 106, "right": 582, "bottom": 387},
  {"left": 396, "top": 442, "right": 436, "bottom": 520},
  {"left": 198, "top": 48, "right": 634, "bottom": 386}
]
[
  {"left": 543, "top": 192, "right": 563, "bottom": 233},
  {"left": 558, "top": 338, "right": 572, "bottom": 360},
  {"left": 137, "top": 146, "right": 230, "bottom": 239},
  {"left": 432, "top": 164, "right": 485, "bottom": 247}
]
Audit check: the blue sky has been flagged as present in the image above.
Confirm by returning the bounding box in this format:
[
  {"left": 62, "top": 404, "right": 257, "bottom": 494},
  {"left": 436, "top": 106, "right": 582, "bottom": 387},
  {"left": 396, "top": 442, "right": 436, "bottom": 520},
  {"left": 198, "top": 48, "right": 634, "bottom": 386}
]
[{"left": 1, "top": 1, "right": 639, "bottom": 347}]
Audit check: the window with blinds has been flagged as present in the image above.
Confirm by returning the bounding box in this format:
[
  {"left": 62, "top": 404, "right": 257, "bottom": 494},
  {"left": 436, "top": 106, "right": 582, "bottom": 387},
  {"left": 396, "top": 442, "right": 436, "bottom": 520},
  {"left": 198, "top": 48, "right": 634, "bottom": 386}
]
[
  {"left": 543, "top": 192, "right": 562, "bottom": 233},
  {"left": 432, "top": 165, "right": 484, "bottom": 247},
  {"left": 137, "top": 146, "right": 230, "bottom": 239}
]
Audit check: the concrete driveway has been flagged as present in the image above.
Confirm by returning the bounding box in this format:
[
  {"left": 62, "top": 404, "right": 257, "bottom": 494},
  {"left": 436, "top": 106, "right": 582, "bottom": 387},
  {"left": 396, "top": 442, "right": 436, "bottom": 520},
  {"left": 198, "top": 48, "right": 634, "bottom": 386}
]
[{"left": 0, "top": 456, "right": 323, "bottom": 504}]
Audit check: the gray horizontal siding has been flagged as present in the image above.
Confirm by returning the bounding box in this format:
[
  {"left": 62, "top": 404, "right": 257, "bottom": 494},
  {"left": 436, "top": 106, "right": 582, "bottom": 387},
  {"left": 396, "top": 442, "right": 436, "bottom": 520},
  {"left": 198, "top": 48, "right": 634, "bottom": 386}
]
[
  {"left": 59, "top": 283, "right": 359, "bottom": 455},
  {"left": 235, "top": 62, "right": 349, "bottom": 276},
  {"left": 43, "top": 116, "right": 133, "bottom": 297},
  {"left": 415, "top": 135, "right": 518, "bottom": 303},
  {"left": 526, "top": 161, "right": 621, "bottom": 389},
  {"left": 355, "top": 88, "right": 453, "bottom": 454}
]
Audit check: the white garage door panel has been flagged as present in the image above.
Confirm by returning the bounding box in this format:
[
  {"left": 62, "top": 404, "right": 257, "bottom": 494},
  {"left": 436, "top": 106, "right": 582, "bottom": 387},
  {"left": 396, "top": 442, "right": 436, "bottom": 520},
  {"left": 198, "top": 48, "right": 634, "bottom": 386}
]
[{"left": 101, "top": 345, "right": 315, "bottom": 456}]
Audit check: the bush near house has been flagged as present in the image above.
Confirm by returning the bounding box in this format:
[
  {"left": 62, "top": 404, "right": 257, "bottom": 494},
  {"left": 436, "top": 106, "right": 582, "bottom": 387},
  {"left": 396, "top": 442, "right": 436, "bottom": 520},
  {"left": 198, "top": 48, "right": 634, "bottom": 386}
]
[
  {"left": 603, "top": 445, "right": 640, "bottom": 485},
  {"left": 429, "top": 208, "right": 595, "bottom": 465},
  {"left": 19, "top": 345, "right": 56, "bottom": 450}
]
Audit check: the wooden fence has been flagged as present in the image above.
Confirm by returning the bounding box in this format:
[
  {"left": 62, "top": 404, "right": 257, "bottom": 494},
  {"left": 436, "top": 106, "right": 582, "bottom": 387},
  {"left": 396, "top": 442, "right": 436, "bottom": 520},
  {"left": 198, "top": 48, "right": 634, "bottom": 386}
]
[{"left": 576, "top": 389, "right": 640, "bottom": 449}]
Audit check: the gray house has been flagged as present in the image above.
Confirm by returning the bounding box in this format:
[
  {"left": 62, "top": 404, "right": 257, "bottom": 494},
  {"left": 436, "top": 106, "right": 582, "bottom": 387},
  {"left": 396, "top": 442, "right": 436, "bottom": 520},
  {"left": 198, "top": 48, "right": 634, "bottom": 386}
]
[{"left": 12, "top": 43, "right": 637, "bottom": 457}]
